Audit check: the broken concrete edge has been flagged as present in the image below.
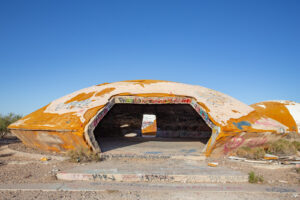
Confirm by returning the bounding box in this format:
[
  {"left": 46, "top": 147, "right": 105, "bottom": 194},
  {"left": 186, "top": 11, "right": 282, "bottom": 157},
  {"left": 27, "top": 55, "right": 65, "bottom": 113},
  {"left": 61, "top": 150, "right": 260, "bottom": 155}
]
[
  {"left": 98, "top": 153, "right": 206, "bottom": 161},
  {"left": 56, "top": 172, "right": 248, "bottom": 183}
]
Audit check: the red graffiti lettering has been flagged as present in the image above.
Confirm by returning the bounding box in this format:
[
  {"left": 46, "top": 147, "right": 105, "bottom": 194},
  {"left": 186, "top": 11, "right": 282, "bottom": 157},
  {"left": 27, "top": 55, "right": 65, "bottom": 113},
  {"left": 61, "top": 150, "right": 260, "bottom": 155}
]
[
  {"left": 246, "top": 137, "right": 268, "bottom": 147},
  {"left": 224, "top": 136, "right": 245, "bottom": 154}
]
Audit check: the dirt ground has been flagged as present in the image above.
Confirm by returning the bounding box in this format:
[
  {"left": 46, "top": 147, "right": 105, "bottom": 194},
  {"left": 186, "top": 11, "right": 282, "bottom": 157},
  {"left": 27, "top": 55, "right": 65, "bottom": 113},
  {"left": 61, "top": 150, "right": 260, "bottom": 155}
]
[
  {"left": 0, "top": 136, "right": 299, "bottom": 199},
  {"left": 208, "top": 157, "right": 300, "bottom": 186},
  {"left": 1, "top": 136, "right": 300, "bottom": 185}
]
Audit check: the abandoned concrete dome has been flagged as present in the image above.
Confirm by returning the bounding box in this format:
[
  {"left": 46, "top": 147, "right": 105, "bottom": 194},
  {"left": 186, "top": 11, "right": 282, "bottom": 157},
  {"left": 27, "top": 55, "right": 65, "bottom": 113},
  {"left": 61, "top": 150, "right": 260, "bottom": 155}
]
[{"left": 8, "top": 80, "right": 295, "bottom": 156}]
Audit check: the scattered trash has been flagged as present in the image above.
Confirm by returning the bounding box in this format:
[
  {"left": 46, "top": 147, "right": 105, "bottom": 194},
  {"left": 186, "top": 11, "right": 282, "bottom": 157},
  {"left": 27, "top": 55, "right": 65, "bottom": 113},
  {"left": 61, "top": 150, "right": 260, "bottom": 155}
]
[
  {"left": 208, "top": 162, "right": 218, "bottom": 167},
  {"left": 228, "top": 154, "right": 300, "bottom": 166},
  {"left": 244, "top": 160, "right": 270, "bottom": 164},
  {"left": 278, "top": 180, "right": 288, "bottom": 183},
  {"left": 264, "top": 154, "right": 278, "bottom": 160},
  {"left": 278, "top": 156, "right": 294, "bottom": 160},
  {"left": 286, "top": 161, "right": 300, "bottom": 165},
  {"left": 228, "top": 156, "right": 246, "bottom": 161},
  {"left": 40, "top": 157, "right": 50, "bottom": 161}
]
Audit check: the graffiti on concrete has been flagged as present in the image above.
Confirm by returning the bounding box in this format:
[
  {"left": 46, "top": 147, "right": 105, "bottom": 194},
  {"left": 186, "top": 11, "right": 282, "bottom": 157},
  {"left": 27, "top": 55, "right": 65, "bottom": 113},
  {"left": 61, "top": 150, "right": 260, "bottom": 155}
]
[
  {"left": 114, "top": 96, "right": 217, "bottom": 131},
  {"left": 55, "top": 99, "right": 92, "bottom": 111},
  {"left": 180, "top": 149, "right": 197, "bottom": 154},
  {"left": 224, "top": 136, "right": 245, "bottom": 154},
  {"left": 90, "top": 100, "right": 114, "bottom": 130},
  {"left": 233, "top": 121, "right": 251, "bottom": 130},
  {"left": 266, "top": 187, "right": 296, "bottom": 193},
  {"left": 141, "top": 114, "right": 157, "bottom": 137},
  {"left": 252, "top": 118, "right": 287, "bottom": 133},
  {"left": 246, "top": 137, "right": 268, "bottom": 147},
  {"left": 91, "top": 173, "right": 174, "bottom": 182},
  {"left": 116, "top": 96, "right": 192, "bottom": 104},
  {"left": 190, "top": 100, "right": 215, "bottom": 129},
  {"left": 92, "top": 174, "right": 116, "bottom": 181}
]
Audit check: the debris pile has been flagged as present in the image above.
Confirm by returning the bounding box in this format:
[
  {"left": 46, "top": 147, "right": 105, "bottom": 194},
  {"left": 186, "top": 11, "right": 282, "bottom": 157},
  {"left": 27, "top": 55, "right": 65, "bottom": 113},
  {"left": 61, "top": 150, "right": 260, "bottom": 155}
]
[{"left": 228, "top": 155, "right": 300, "bottom": 165}]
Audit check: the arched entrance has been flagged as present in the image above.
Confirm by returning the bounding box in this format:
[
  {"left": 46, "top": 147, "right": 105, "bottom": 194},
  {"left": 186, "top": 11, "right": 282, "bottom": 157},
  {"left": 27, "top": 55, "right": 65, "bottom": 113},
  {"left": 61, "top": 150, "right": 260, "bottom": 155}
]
[{"left": 84, "top": 96, "right": 219, "bottom": 154}]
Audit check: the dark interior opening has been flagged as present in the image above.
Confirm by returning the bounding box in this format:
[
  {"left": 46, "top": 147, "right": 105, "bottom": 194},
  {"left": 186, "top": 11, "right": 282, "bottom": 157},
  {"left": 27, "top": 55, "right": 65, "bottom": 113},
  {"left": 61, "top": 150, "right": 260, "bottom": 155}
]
[{"left": 94, "top": 104, "right": 212, "bottom": 147}]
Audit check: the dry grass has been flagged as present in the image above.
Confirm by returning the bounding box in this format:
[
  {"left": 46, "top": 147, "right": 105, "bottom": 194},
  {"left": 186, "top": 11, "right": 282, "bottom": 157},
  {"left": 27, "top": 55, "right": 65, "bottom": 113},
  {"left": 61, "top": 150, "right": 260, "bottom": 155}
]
[
  {"left": 266, "top": 139, "right": 297, "bottom": 155},
  {"left": 236, "top": 147, "right": 265, "bottom": 160},
  {"left": 292, "top": 141, "right": 300, "bottom": 151},
  {"left": 236, "top": 139, "right": 300, "bottom": 159},
  {"left": 67, "top": 147, "right": 101, "bottom": 163}
]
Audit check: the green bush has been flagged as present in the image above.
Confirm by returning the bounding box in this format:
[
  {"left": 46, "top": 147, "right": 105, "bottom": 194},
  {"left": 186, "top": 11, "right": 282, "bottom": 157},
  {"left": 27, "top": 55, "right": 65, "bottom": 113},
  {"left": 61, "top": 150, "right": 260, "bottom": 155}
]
[
  {"left": 248, "top": 171, "right": 264, "bottom": 183},
  {"left": 0, "top": 113, "right": 22, "bottom": 138}
]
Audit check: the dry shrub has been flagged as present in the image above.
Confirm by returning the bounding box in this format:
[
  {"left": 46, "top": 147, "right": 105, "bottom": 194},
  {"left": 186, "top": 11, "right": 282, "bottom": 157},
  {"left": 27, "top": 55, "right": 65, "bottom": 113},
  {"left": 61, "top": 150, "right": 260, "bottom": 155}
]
[
  {"left": 292, "top": 141, "right": 300, "bottom": 151},
  {"left": 67, "top": 147, "right": 101, "bottom": 162},
  {"left": 236, "top": 146, "right": 265, "bottom": 160},
  {"left": 266, "top": 139, "right": 297, "bottom": 155},
  {"left": 248, "top": 171, "right": 264, "bottom": 183}
]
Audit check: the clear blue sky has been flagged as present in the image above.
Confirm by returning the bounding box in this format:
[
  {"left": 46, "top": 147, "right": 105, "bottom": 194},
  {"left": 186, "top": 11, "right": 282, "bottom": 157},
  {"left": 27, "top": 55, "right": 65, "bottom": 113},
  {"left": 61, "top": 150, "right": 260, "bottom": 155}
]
[{"left": 0, "top": 0, "right": 299, "bottom": 115}]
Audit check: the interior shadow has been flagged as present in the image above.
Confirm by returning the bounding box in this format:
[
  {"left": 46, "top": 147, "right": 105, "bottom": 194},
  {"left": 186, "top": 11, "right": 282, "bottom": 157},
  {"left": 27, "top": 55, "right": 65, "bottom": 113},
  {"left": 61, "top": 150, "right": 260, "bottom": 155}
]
[{"left": 94, "top": 104, "right": 212, "bottom": 153}]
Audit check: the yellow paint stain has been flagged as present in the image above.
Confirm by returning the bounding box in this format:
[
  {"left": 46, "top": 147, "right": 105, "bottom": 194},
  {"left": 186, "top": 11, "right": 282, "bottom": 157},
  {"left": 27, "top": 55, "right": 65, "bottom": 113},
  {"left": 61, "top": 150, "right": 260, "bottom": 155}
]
[
  {"left": 142, "top": 119, "right": 157, "bottom": 135},
  {"left": 8, "top": 105, "right": 82, "bottom": 131},
  {"left": 221, "top": 110, "right": 279, "bottom": 133},
  {"left": 10, "top": 129, "right": 89, "bottom": 153},
  {"left": 96, "top": 82, "right": 110, "bottom": 86},
  {"left": 135, "top": 93, "right": 178, "bottom": 97},
  {"left": 95, "top": 88, "right": 115, "bottom": 97},
  {"left": 121, "top": 80, "right": 168, "bottom": 87},
  {"left": 251, "top": 102, "right": 297, "bottom": 132},
  {"left": 83, "top": 105, "right": 105, "bottom": 123},
  {"left": 65, "top": 92, "right": 95, "bottom": 104}
]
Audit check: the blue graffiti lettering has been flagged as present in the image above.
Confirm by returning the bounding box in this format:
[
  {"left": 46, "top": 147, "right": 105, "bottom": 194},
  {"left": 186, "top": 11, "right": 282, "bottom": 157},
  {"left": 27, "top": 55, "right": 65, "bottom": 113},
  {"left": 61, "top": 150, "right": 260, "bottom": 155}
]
[{"left": 233, "top": 121, "right": 251, "bottom": 130}]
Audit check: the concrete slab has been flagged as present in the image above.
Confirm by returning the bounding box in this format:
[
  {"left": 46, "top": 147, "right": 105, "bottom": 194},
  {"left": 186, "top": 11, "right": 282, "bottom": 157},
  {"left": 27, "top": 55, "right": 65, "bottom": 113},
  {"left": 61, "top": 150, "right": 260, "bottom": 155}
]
[
  {"left": 98, "top": 137, "right": 206, "bottom": 160},
  {"left": 57, "top": 159, "right": 248, "bottom": 183}
]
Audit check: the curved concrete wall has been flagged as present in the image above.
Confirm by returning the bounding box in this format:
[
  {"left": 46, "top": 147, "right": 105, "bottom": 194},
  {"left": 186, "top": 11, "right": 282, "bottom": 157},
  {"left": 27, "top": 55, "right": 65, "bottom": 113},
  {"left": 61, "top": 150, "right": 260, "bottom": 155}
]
[{"left": 251, "top": 100, "right": 300, "bottom": 133}]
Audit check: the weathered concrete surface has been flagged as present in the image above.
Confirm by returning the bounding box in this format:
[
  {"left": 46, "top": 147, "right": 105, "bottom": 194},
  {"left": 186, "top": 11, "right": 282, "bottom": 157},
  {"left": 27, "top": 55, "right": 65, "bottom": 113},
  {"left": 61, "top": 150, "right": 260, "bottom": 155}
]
[
  {"left": 56, "top": 159, "right": 248, "bottom": 183},
  {"left": 98, "top": 137, "right": 206, "bottom": 159},
  {"left": 8, "top": 80, "right": 291, "bottom": 156},
  {"left": 251, "top": 100, "right": 300, "bottom": 133}
]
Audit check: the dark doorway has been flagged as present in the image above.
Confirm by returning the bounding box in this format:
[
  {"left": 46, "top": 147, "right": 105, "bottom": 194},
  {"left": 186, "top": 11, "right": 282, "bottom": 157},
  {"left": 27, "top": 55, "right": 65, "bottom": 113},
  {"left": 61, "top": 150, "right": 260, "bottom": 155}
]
[{"left": 93, "top": 104, "right": 212, "bottom": 152}]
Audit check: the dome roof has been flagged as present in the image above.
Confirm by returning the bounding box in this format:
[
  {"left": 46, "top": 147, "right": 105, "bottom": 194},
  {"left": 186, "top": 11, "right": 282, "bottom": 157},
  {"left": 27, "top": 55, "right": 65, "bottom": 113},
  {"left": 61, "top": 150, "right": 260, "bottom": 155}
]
[
  {"left": 8, "top": 80, "right": 291, "bottom": 155},
  {"left": 251, "top": 100, "right": 300, "bottom": 133}
]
